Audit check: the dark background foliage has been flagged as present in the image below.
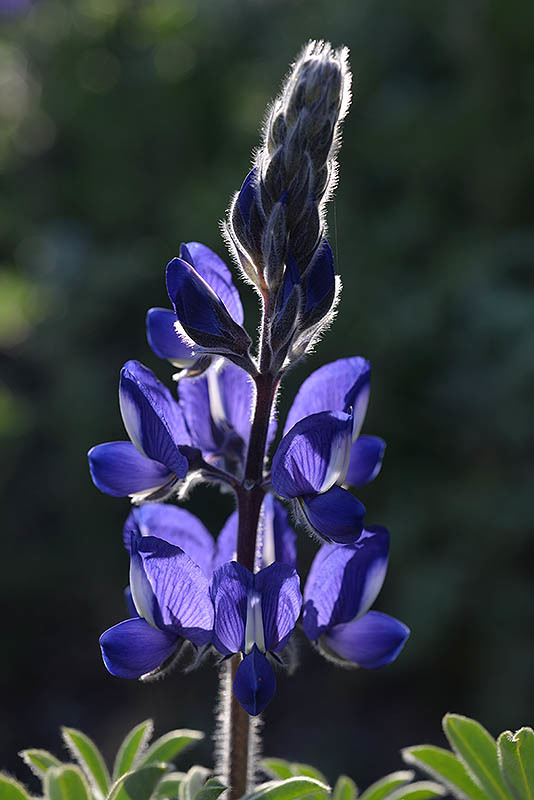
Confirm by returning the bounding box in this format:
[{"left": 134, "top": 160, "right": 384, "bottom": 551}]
[{"left": 1, "top": 0, "right": 532, "bottom": 790}]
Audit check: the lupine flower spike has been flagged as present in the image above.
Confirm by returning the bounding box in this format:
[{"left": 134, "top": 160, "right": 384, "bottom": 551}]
[{"left": 89, "top": 40, "right": 409, "bottom": 795}]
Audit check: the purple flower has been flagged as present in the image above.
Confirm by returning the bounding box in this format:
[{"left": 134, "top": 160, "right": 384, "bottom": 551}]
[
  {"left": 303, "top": 527, "right": 409, "bottom": 668},
  {"left": 100, "top": 532, "right": 213, "bottom": 679},
  {"left": 88, "top": 361, "right": 195, "bottom": 502},
  {"left": 146, "top": 242, "right": 245, "bottom": 376},
  {"left": 271, "top": 357, "right": 386, "bottom": 543},
  {"left": 210, "top": 561, "right": 302, "bottom": 715}
]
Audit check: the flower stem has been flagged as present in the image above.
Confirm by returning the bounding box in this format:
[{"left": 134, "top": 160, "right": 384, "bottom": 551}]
[{"left": 221, "top": 300, "right": 279, "bottom": 799}]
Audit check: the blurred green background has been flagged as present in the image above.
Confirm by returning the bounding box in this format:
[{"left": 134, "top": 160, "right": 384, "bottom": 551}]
[{"left": 1, "top": 0, "right": 533, "bottom": 790}]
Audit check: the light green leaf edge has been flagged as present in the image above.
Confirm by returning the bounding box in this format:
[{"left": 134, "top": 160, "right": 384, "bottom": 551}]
[
  {"left": 44, "top": 764, "right": 92, "bottom": 800},
  {"left": 62, "top": 726, "right": 110, "bottom": 798},
  {"left": 179, "top": 765, "right": 212, "bottom": 800},
  {"left": 141, "top": 729, "right": 204, "bottom": 768},
  {"left": 402, "top": 744, "right": 488, "bottom": 800},
  {"left": 290, "top": 765, "right": 328, "bottom": 784},
  {"left": 107, "top": 762, "right": 169, "bottom": 800},
  {"left": 333, "top": 774, "right": 359, "bottom": 800},
  {"left": 262, "top": 760, "right": 294, "bottom": 780},
  {"left": 443, "top": 714, "right": 508, "bottom": 800},
  {"left": 497, "top": 728, "right": 534, "bottom": 800},
  {"left": 195, "top": 776, "right": 227, "bottom": 800},
  {"left": 359, "top": 771, "right": 415, "bottom": 800},
  {"left": 386, "top": 781, "right": 446, "bottom": 800},
  {"left": 112, "top": 719, "right": 154, "bottom": 780},
  {"left": 242, "top": 776, "right": 331, "bottom": 800},
  {"left": 18, "top": 747, "right": 62, "bottom": 779},
  {"left": 152, "top": 771, "right": 187, "bottom": 800},
  {"left": 0, "top": 772, "right": 31, "bottom": 800}
]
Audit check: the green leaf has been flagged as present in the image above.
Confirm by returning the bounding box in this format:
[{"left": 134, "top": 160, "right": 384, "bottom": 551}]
[
  {"left": 0, "top": 773, "right": 31, "bottom": 800},
  {"left": 443, "top": 714, "right": 508, "bottom": 800},
  {"left": 360, "top": 771, "right": 415, "bottom": 800},
  {"left": 141, "top": 730, "right": 204, "bottom": 768},
  {"left": 62, "top": 726, "right": 110, "bottom": 798},
  {"left": 497, "top": 728, "right": 534, "bottom": 800},
  {"left": 242, "top": 776, "right": 330, "bottom": 800},
  {"left": 179, "top": 766, "right": 211, "bottom": 800},
  {"left": 262, "top": 760, "right": 294, "bottom": 780},
  {"left": 19, "top": 747, "right": 62, "bottom": 778},
  {"left": 113, "top": 720, "right": 154, "bottom": 780},
  {"left": 44, "top": 765, "right": 92, "bottom": 800},
  {"left": 333, "top": 775, "right": 358, "bottom": 800},
  {"left": 402, "top": 745, "right": 488, "bottom": 800},
  {"left": 290, "top": 765, "right": 328, "bottom": 784},
  {"left": 195, "top": 777, "right": 227, "bottom": 800},
  {"left": 107, "top": 763, "right": 169, "bottom": 800},
  {"left": 152, "top": 771, "right": 186, "bottom": 799},
  {"left": 386, "top": 782, "right": 446, "bottom": 800}
]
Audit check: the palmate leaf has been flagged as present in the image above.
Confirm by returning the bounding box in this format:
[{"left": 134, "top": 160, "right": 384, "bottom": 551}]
[
  {"left": 62, "top": 726, "right": 110, "bottom": 798},
  {"left": 332, "top": 775, "right": 359, "bottom": 800},
  {"left": 178, "top": 765, "right": 212, "bottom": 800},
  {"left": 113, "top": 719, "right": 154, "bottom": 780},
  {"left": 0, "top": 773, "right": 31, "bottom": 800},
  {"left": 44, "top": 764, "right": 92, "bottom": 800},
  {"left": 141, "top": 729, "right": 204, "bottom": 768},
  {"left": 402, "top": 744, "right": 488, "bottom": 800},
  {"left": 242, "top": 776, "right": 331, "bottom": 800},
  {"left": 443, "top": 715, "right": 508, "bottom": 800},
  {"left": 107, "top": 762, "right": 168, "bottom": 800},
  {"left": 19, "top": 747, "right": 62, "bottom": 779},
  {"left": 152, "top": 771, "right": 186, "bottom": 799},
  {"left": 359, "top": 771, "right": 415, "bottom": 800},
  {"left": 497, "top": 728, "right": 534, "bottom": 800}
]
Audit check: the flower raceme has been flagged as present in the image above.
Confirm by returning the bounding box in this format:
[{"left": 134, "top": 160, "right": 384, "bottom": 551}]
[{"left": 90, "top": 43, "right": 410, "bottom": 727}]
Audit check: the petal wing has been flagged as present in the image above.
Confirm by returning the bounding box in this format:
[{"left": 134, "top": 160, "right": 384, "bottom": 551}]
[
  {"left": 210, "top": 561, "right": 252, "bottom": 655},
  {"left": 88, "top": 442, "right": 172, "bottom": 497},
  {"left": 303, "top": 526, "right": 390, "bottom": 639},
  {"left": 100, "top": 618, "right": 179, "bottom": 679},
  {"left": 344, "top": 435, "right": 386, "bottom": 488},
  {"left": 254, "top": 563, "right": 302, "bottom": 652},
  {"left": 271, "top": 410, "right": 353, "bottom": 498},
  {"left": 146, "top": 307, "right": 196, "bottom": 364},
  {"left": 322, "top": 610, "right": 410, "bottom": 668}
]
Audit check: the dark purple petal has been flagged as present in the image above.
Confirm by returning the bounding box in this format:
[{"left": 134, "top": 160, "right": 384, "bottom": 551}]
[
  {"left": 322, "top": 611, "right": 410, "bottom": 668},
  {"left": 210, "top": 561, "right": 253, "bottom": 655},
  {"left": 284, "top": 357, "right": 371, "bottom": 439},
  {"left": 177, "top": 374, "right": 220, "bottom": 454},
  {"left": 119, "top": 360, "right": 190, "bottom": 476},
  {"left": 88, "top": 442, "right": 173, "bottom": 498},
  {"left": 254, "top": 563, "right": 302, "bottom": 652},
  {"left": 258, "top": 495, "right": 297, "bottom": 569},
  {"left": 300, "top": 486, "right": 366, "bottom": 545},
  {"left": 217, "top": 363, "right": 255, "bottom": 445},
  {"left": 302, "top": 526, "right": 390, "bottom": 639},
  {"left": 130, "top": 535, "right": 213, "bottom": 645},
  {"left": 300, "top": 239, "right": 336, "bottom": 325},
  {"left": 236, "top": 169, "right": 257, "bottom": 227},
  {"left": 233, "top": 646, "right": 276, "bottom": 716},
  {"left": 271, "top": 410, "right": 353, "bottom": 498},
  {"left": 100, "top": 618, "right": 179, "bottom": 679},
  {"left": 146, "top": 307, "right": 196, "bottom": 364},
  {"left": 180, "top": 242, "right": 244, "bottom": 324},
  {"left": 123, "top": 504, "right": 215, "bottom": 578},
  {"left": 166, "top": 259, "right": 248, "bottom": 355},
  {"left": 344, "top": 436, "right": 386, "bottom": 488},
  {"left": 214, "top": 511, "right": 238, "bottom": 569}
]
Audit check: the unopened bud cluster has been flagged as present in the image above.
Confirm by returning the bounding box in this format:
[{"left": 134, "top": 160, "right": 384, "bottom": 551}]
[{"left": 225, "top": 41, "right": 351, "bottom": 371}]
